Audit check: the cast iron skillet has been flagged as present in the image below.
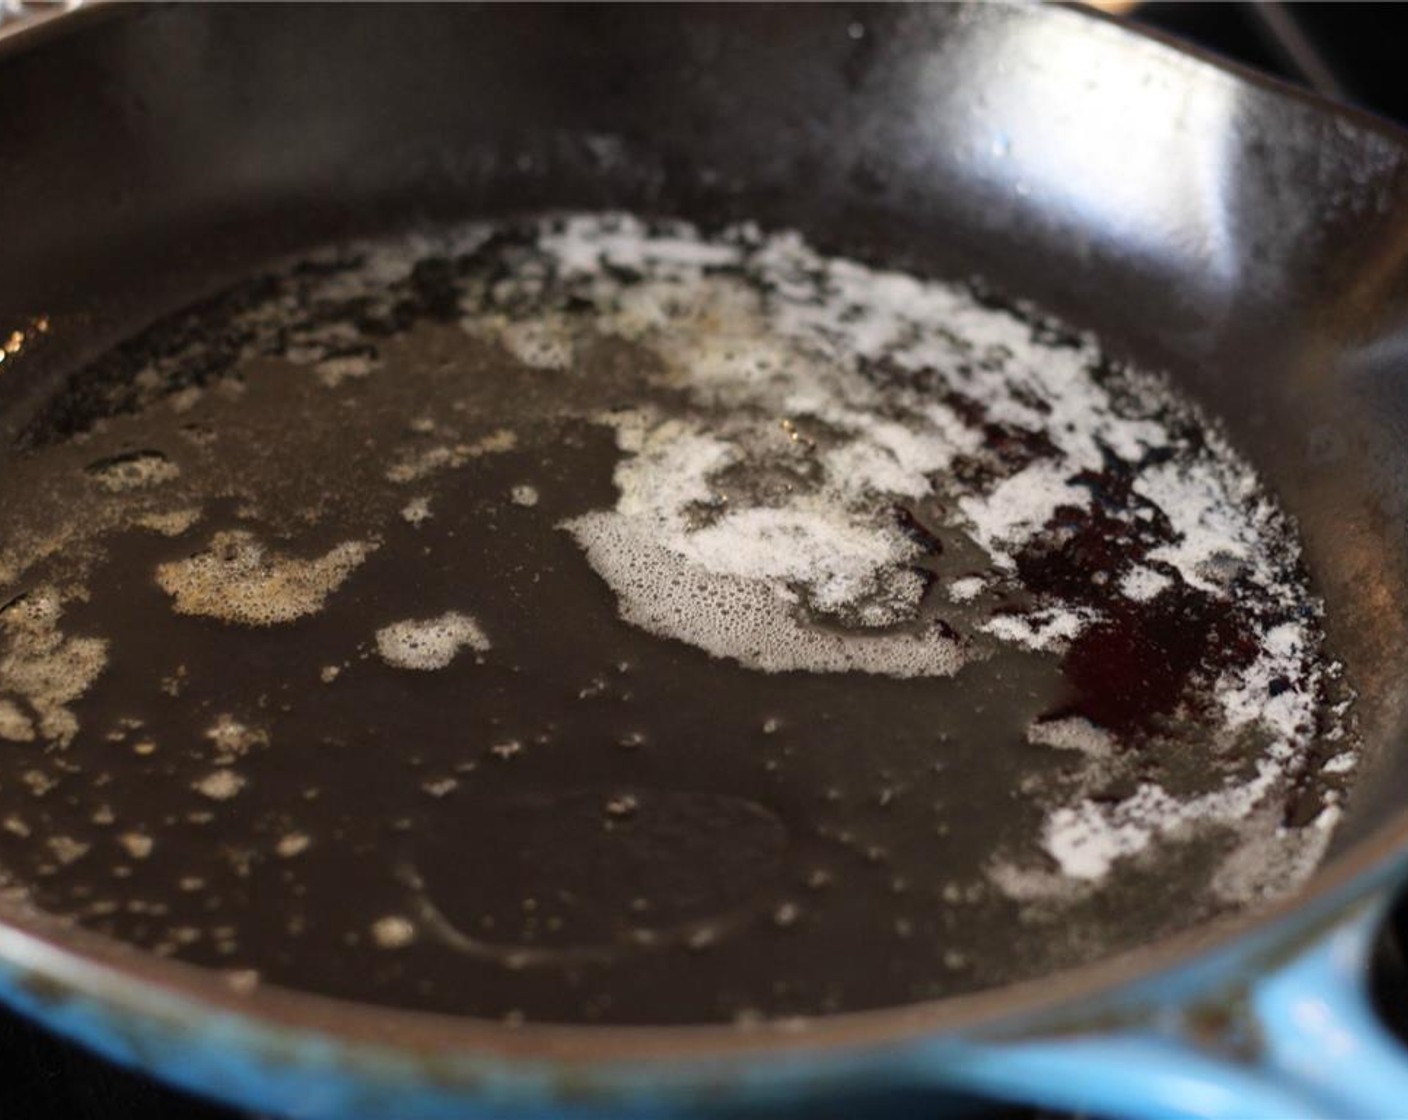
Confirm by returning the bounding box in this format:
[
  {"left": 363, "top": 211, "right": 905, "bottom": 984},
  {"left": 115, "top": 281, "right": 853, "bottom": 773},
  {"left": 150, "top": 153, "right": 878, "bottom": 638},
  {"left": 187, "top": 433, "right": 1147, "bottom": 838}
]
[{"left": 4, "top": 4, "right": 1408, "bottom": 1117}]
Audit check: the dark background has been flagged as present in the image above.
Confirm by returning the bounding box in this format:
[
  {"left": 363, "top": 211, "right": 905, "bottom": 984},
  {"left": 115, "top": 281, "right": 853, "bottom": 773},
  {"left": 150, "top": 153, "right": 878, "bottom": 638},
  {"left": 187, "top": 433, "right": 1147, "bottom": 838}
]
[{"left": 2, "top": 3, "right": 1407, "bottom": 1117}]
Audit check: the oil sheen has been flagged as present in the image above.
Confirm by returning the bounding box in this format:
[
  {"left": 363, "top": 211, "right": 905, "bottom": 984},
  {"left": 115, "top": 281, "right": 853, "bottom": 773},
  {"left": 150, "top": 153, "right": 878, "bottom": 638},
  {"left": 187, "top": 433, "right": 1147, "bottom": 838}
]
[{"left": 0, "top": 214, "right": 1355, "bottom": 1025}]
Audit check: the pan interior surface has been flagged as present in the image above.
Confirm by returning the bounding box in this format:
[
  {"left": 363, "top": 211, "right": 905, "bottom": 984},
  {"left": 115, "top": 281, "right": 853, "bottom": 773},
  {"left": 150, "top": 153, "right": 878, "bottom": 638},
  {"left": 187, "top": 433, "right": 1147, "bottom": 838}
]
[
  {"left": 0, "top": 212, "right": 1354, "bottom": 1025},
  {"left": 1, "top": 3, "right": 1407, "bottom": 1036}
]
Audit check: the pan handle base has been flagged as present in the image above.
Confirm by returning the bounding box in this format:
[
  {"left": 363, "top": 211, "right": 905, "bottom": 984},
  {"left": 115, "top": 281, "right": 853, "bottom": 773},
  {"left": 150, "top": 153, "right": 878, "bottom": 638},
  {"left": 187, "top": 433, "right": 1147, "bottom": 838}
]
[{"left": 941, "top": 900, "right": 1408, "bottom": 1119}]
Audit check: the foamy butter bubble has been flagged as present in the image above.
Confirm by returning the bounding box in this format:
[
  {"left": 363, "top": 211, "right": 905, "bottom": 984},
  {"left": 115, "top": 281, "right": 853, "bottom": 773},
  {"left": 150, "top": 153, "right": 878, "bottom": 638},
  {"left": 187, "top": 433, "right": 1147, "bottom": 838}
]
[
  {"left": 119, "top": 832, "right": 154, "bottom": 860},
  {"left": 375, "top": 611, "right": 491, "bottom": 671},
  {"left": 155, "top": 530, "right": 375, "bottom": 627},
  {"left": 314, "top": 353, "right": 378, "bottom": 388},
  {"left": 1026, "top": 717, "right": 1114, "bottom": 758},
  {"left": 371, "top": 915, "right": 417, "bottom": 948},
  {"left": 498, "top": 316, "right": 575, "bottom": 370},
  {"left": 0, "top": 590, "right": 108, "bottom": 746},
  {"left": 1119, "top": 566, "right": 1174, "bottom": 602},
  {"left": 384, "top": 429, "right": 517, "bottom": 485},
  {"left": 0, "top": 699, "right": 35, "bottom": 743},
  {"left": 947, "top": 576, "right": 987, "bottom": 604},
  {"left": 276, "top": 832, "right": 311, "bottom": 858},
  {"left": 1042, "top": 757, "right": 1291, "bottom": 882},
  {"left": 401, "top": 496, "right": 433, "bottom": 525},
  {"left": 193, "top": 769, "right": 245, "bottom": 802},
  {"left": 680, "top": 507, "right": 909, "bottom": 615},
  {"left": 85, "top": 450, "right": 181, "bottom": 493},
  {"left": 980, "top": 608, "right": 1090, "bottom": 653},
  {"left": 556, "top": 313, "right": 964, "bottom": 676},
  {"left": 134, "top": 507, "right": 203, "bottom": 538},
  {"left": 204, "top": 714, "right": 269, "bottom": 763},
  {"left": 569, "top": 512, "right": 961, "bottom": 677}
]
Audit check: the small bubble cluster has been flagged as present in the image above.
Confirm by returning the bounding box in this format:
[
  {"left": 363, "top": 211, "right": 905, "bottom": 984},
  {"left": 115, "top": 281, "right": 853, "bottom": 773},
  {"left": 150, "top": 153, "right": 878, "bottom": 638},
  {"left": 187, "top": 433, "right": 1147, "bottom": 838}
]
[
  {"left": 375, "top": 612, "right": 491, "bottom": 671},
  {"left": 156, "top": 531, "right": 376, "bottom": 627}
]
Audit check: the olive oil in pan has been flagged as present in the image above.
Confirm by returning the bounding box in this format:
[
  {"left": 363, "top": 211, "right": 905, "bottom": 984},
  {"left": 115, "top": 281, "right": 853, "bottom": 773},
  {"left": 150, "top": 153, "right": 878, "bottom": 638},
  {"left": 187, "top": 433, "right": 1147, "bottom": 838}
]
[{"left": 0, "top": 215, "right": 1354, "bottom": 1024}]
